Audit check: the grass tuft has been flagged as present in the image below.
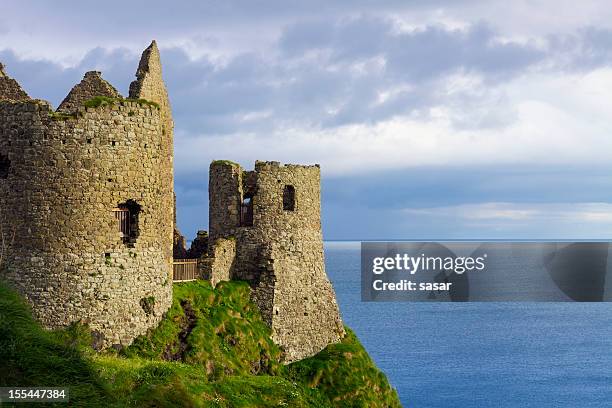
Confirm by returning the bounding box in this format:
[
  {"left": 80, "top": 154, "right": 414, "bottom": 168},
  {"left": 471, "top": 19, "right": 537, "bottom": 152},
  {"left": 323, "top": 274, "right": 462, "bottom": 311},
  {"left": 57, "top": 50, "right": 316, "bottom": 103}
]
[
  {"left": 48, "top": 111, "right": 79, "bottom": 121},
  {"left": 287, "top": 328, "right": 402, "bottom": 407},
  {"left": 83, "top": 96, "right": 160, "bottom": 110},
  {"left": 211, "top": 160, "right": 240, "bottom": 167}
]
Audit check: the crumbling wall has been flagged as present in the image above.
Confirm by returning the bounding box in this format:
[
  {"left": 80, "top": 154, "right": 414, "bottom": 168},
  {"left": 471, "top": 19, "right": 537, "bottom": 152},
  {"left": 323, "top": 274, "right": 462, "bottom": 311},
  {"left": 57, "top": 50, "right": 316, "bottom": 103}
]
[
  {"left": 0, "top": 63, "right": 30, "bottom": 101},
  {"left": 187, "top": 230, "right": 209, "bottom": 259},
  {"left": 172, "top": 193, "right": 188, "bottom": 258},
  {"left": 129, "top": 41, "right": 173, "bottom": 140},
  {"left": 173, "top": 229, "right": 188, "bottom": 259},
  {"left": 252, "top": 162, "right": 345, "bottom": 362},
  {"left": 0, "top": 45, "right": 174, "bottom": 349},
  {"left": 201, "top": 238, "right": 236, "bottom": 286},
  {"left": 57, "top": 71, "right": 120, "bottom": 112},
  {"left": 208, "top": 160, "right": 345, "bottom": 362},
  {"left": 209, "top": 161, "right": 242, "bottom": 242}
]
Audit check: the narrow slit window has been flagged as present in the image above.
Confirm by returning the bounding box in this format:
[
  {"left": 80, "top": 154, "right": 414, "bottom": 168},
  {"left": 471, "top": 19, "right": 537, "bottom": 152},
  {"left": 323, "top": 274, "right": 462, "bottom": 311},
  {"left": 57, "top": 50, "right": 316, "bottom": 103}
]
[
  {"left": 283, "top": 185, "right": 295, "bottom": 211},
  {"left": 240, "top": 196, "right": 253, "bottom": 227},
  {"left": 0, "top": 154, "right": 10, "bottom": 179}
]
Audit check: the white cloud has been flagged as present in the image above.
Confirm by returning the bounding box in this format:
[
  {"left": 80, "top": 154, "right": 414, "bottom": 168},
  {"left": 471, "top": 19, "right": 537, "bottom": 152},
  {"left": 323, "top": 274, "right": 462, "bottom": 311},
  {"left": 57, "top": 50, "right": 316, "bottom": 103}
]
[
  {"left": 175, "top": 67, "right": 612, "bottom": 177},
  {"left": 400, "top": 202, "right": 612, "bottom": 238},
  {"left": 404, "top": 203, "right": 538, "bottom": 221},
  {"left": 3, "top": 1, "right": 611, "bottom": 238},
  {"left": 403, "top": 202, "right": 612, "bottom": 222},
  {"left": 396, "top": 0, "right": 612, "bottom": 38}
]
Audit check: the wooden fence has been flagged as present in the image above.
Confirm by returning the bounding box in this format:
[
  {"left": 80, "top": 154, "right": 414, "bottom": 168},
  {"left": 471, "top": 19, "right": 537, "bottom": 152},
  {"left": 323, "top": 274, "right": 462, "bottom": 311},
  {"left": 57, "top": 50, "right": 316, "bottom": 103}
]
[{"left": 173, "top": 259, "right": 199, "bottom": 282}]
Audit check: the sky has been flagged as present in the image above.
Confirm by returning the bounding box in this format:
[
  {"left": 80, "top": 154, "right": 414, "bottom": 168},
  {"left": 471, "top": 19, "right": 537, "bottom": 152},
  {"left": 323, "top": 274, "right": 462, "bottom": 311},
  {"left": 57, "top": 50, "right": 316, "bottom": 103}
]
[{"left": 2, "top": 1, "right": 612, "bottom": 240}]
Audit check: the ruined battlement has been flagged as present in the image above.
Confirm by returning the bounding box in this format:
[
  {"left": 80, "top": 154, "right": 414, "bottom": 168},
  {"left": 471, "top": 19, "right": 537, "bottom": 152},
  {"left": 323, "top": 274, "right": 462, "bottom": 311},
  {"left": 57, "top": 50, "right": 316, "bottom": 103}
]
[
  {"left": 57, "top": 70, "right": 121, "bottom": 112},
  {"left": 0, "top": 41, "right": 174, "bottom": 348},
  {"left": 1, "top": 42, "right": 343, "bottom": 363},
  {"left": 0, "top": 63, "right": 31, "bottom": 102},
  {"left": 253, "top": 160, "right": 320, "bottom": 169},
  {"left": 0, "top": 96, "right": 162, "bottom": 144},
  {"left": 206, "top": 160, "right": 345, "bottom": 362}
]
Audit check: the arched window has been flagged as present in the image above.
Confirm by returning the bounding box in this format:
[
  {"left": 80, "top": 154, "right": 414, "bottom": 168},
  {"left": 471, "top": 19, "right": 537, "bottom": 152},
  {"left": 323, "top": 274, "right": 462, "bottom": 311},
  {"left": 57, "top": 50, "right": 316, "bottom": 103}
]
[{"left": 283, "top": 185, "right": 295, "bottom": 211}]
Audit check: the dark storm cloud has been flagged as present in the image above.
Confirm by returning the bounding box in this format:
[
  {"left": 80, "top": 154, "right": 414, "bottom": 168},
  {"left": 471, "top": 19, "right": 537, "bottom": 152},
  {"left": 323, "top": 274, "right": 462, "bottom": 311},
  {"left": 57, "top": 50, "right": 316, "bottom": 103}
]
[{"left": 319, "top": 165, "right": 612, "bottom": 240}]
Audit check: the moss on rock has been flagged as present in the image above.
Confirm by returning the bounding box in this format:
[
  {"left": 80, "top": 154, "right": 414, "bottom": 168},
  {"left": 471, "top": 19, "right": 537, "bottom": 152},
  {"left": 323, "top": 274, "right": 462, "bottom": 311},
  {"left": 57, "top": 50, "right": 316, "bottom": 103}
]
[{"left": 83, "top": 96, "right": 160, "bottom": 109}]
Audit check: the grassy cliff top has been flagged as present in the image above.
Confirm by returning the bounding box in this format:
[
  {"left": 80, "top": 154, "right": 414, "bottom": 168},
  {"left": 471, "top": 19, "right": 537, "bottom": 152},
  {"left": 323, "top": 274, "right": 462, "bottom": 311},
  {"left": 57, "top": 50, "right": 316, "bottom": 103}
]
[{"left": 0, "top": 280, "right": 401, "bottom": 407}]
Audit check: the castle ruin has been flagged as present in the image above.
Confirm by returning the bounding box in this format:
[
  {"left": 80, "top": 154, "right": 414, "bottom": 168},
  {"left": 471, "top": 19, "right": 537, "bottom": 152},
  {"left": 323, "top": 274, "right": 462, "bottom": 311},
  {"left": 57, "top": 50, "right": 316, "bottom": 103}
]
[
  {"left": 0, "top": 41, "right": 344, "bottom": 361},
  {"left": 204, "top": 160, "right": 345, "bottom": 362},
  {"left": 0, "top": 42, "right": 174, "bottom": 348}
]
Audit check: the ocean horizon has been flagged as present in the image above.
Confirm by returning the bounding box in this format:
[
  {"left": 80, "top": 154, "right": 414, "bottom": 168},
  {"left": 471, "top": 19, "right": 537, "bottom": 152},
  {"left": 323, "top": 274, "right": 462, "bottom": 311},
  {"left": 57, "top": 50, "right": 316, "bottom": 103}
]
[{"left": 324, "top": 241, "right": 612, "bottom": 407}]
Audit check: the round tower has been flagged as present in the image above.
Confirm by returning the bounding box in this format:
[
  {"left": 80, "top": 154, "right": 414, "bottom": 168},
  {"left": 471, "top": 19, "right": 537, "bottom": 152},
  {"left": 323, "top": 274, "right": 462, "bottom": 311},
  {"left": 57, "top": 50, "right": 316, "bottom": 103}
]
[{"left": 0, "top": 42, "right": 174, "bottom": 348}]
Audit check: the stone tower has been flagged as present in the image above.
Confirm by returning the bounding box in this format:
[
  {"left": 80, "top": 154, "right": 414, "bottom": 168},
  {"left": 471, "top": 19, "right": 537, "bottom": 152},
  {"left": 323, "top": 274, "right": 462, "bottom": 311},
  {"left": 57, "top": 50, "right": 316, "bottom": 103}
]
[
  {"left": 0, "top": 41, "right": 174, "bottom": 348},
  {"left": 207, "top": 160, "right": 345, "bottom": 362}
]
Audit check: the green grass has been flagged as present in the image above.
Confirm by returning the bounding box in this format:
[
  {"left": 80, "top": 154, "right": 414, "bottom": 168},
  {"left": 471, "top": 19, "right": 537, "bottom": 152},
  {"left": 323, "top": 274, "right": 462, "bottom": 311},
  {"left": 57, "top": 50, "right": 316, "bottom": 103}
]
[
  {"left": 0, "top": 280, "right": 402, "bottom": 407},
  {"left": 0, "top": 281, "right": 108, "bottom": 406},
  {"left": 48, "top": 111, "right": 79, "bottom": 121},
  {"left": 211, "top": 160, "right": 240, "bottom": 167},
  {"left": 83, "top": 96, "right": 160, "bottom": 110},
  {"left": 123, "top": 280, "right": 283, "bottom": 379},
  {"left": 287, "top": 328, "right": 402, "bottom": 407}
]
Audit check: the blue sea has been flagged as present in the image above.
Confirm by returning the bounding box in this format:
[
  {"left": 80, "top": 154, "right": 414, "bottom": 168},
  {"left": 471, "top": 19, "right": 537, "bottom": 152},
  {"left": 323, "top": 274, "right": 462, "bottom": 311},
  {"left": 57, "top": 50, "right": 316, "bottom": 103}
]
[{"left": 324, "top": 242, "right": 612, "bottom": 408}]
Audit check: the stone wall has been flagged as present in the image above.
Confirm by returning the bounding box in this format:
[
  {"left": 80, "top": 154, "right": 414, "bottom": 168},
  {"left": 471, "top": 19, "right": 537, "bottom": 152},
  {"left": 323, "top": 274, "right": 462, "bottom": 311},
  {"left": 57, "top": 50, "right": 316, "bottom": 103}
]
[
  {"left": 0, "top": 63, "right": 31, "bottom": 101},
  {"left": 173, "top": 229, "right": 188, "bottom": 259},
  {"left": 208, "top": 160, "right": 345, "bottom": 362},
  {"left": 201, "top": 238, "right": 236, "bottom": 286},
  {"left": 129, "top": 41, "right": 173, "bottom": 143},
  {"left": 0, "top": 43, "right": 174, "bottom": 349},
  {"left": 209, "top": 161, "right": 242, "bottom": 242},
  {"left": 187, "top": 230, "right": 208, "bottom": 259},
  {"left": 57, "top": 71, "right": 120, "bottom": 112}
]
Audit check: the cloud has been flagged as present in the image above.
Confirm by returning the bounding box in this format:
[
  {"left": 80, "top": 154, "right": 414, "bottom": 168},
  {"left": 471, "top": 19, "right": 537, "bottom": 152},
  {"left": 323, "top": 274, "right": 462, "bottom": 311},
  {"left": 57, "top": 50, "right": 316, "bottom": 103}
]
[
  {"left": 5, "top": 16, "right": 612, "bottom": 140},
  {"left": 3, "top": 2, "right": 612, "bottom": 239},
  {"left": 399, "top": 202, "right": 612, "bottom": 238},
  {"left": 173, "top": 67, "right": 612, "bottom": 178},
  {"left": 280, "top": 18, "right": 545, "bottom": 80}
]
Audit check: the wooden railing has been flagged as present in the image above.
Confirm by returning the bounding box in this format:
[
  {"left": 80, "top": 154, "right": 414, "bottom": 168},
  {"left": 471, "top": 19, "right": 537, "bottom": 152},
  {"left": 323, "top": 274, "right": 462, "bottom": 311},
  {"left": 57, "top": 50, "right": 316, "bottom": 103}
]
[
  {"left": 173, "top": 259, "right": 199, "bottom": 282},
  {"left": 112, "top": 208, "right": 130, "bottom": 237}
]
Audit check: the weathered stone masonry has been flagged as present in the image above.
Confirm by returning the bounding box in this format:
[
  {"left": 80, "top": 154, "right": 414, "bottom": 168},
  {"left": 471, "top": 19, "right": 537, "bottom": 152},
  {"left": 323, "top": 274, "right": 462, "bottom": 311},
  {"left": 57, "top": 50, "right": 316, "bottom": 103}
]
[
  {"left": 57, "top": 71, "right": 120, "bottom": 113},
  {"left": 0, "top": 63, "right": 30, "bottom": 101},
  {"left": 0, "top": 41, "right": 345, "bottom": 363},
  {"left": 207, "top": 160, "right": 345, "bottom": 362},
  {"left": 0, "top": 41, "right": 174, "bottom": 348}
]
